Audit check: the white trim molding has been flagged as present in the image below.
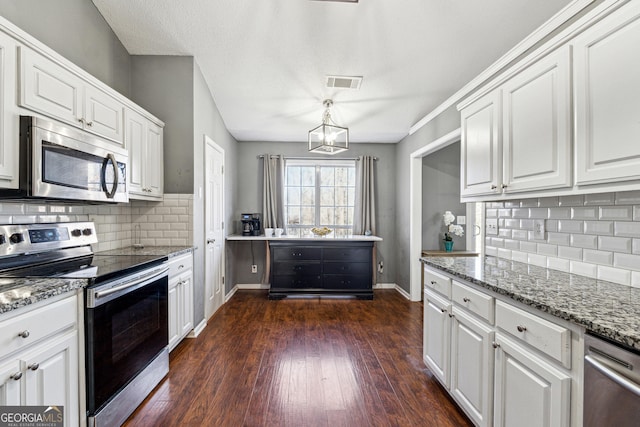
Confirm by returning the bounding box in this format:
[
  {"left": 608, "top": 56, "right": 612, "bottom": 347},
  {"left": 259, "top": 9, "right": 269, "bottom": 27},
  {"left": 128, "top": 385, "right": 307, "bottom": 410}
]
[{"left": 187, "top": 319, "right": 207, "bottom": 338}]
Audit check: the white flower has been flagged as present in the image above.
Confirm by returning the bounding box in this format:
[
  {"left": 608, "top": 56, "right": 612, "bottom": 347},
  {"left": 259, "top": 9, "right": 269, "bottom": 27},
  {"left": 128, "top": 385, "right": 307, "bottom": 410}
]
[
  {"left": 443, "top": 211, "right": 456, "bottom": 226},
  {"left": 448, "top": 224, "right": 464, "bottom": 237}
]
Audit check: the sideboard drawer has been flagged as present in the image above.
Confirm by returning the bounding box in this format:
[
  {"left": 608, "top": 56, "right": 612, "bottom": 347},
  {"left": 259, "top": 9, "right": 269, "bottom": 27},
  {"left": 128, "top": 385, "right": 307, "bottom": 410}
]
[
  {"left": 273, "top": 262, "right": 321, "bottom": 276},
  {"left": 424, "top": 267, "right": 452, "bottom": 298},
  {"left": 452, "top": 280, "right": 495, "bottom": 324},
  {"left": 272, "top": 247, "right": 322, "bottom": 261},
  {"left": 323, "top": 262, "right": 370, "bottom": 275},
  {"left": 271, "top": 275, "right": 322, "bottom": 289},
  {"left": 323, "top": 247, "right": 371, "bottom": 261},
  {"left": 495, "top": 300, "right": 571, "bottom": 368},
  {"left": 323, "top": 274, "right": 371, "bottom": 290}
]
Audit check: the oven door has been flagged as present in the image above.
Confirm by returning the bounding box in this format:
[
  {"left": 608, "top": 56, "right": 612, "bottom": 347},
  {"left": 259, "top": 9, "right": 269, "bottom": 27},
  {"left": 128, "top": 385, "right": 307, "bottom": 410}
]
[
  {"left": 27, "top": 116, "right": 128, "bottom": 203},
  {"left": 85, "top": 264, "right": 168, "bottom": 414}
]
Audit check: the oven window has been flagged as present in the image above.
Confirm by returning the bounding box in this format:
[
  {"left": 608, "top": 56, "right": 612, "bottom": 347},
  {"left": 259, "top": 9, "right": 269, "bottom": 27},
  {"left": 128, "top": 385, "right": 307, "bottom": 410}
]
[{"left": 85, "top": 276, "right": 168, "bottom": 413}]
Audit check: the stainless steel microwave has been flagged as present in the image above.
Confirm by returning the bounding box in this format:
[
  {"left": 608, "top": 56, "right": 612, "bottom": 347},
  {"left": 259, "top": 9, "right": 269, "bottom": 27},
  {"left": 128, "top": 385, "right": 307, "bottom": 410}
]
[{"left": 1, "top": 116, "right": 128, "bottom": 203}]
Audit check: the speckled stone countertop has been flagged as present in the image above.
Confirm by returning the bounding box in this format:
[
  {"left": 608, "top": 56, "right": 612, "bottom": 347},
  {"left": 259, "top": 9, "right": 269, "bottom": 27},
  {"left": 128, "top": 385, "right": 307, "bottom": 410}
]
[
  {"left": 0, "top": 277, "right": 87, "bottom": 315},
  {"left": 96, "top": 245, "right": 195, "bottom": 258},
  {"left": 421, "top": 255, "right": 640, "bottom": 351}
]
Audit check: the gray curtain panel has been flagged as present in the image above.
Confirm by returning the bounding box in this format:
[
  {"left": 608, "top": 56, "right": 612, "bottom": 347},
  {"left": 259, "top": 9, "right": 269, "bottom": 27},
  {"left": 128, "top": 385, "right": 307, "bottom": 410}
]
[
  {"left": 354, "top": 155, "right": 376, "bottom": 235},
  {"left": 262, "top": 154, "right": 285, "bottom": 229}
]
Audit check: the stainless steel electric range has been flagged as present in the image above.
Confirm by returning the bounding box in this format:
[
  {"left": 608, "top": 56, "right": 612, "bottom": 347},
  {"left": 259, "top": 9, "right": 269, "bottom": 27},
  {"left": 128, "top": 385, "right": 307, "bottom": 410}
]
[{"left": 0, "top": 222, "right": 169, "bottom": 427}]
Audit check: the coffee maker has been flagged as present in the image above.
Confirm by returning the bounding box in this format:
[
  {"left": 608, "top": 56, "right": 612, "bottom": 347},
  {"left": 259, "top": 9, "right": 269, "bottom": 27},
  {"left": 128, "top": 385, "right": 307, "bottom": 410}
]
[{"left": 241, "top": 213, "right": 261, "bottom": 236}]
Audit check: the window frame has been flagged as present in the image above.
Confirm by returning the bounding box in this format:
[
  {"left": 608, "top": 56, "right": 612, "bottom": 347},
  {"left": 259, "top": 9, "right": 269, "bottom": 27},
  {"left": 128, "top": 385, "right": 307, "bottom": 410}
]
[{"left": 284, "top": 158, "right": 356, "bottom": 237}]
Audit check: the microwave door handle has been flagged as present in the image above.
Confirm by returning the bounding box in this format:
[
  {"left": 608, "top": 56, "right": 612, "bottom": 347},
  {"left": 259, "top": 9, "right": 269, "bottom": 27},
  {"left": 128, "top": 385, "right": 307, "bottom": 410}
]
[{"left": 101, "top": 153, "right": 119, "bottom": 199}]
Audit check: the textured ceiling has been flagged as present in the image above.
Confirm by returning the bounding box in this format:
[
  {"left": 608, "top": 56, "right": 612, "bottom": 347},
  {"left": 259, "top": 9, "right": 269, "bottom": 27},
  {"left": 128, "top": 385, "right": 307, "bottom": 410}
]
[{"left": 93, "top": 0, "right": 574, "bottom": 143}]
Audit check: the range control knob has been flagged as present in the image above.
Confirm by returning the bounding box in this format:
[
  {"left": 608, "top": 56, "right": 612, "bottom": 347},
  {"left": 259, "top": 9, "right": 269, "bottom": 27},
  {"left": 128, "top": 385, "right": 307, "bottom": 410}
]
[
  {"left": 9, "top": 233, "right": 24, "bottom": 244},
  {"left": 0, "top": 235, "right": 5, "bottom": 245},
  {"left": 82, "top": 228, "right": 93, "bottom": 236},
  {"left": 71, "top": 229, "right": 82, "bottom": 237}
]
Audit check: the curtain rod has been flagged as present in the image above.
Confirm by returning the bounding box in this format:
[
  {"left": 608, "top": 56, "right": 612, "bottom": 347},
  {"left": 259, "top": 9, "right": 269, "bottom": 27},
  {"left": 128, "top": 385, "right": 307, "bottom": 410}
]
[{"left": 257, "top": 155, "right": 378, "bottom": 161}]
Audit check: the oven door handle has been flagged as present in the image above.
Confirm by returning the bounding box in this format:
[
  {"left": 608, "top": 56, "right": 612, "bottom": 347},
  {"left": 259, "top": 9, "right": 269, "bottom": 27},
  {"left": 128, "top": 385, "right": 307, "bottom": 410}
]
[
  {"left": 585, "top": 355, "right": 640, "bottom": 397},
  {"left": 94, "top": 266, "right": 169, "bottom": 301},
  {"left": 101, "top": 153, "right": 119, "bottom": 199}
]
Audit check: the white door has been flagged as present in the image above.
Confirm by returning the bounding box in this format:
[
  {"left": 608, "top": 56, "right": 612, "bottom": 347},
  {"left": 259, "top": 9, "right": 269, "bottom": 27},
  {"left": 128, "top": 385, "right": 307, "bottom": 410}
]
[{"left": 204, "top": 136, "right": 225, "bottom": 319}]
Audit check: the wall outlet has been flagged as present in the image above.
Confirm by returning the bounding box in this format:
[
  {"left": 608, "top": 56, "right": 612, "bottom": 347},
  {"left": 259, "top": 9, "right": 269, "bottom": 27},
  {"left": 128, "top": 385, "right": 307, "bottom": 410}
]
[
  {"left": 378, "top": 261, "right": 384, "bottom": 274},
  {"left": 533, "top": 219, "right": 546, "bottom": 240},
  {"left": 486, "top": 218, "right": 498, "bottom": 236},
  {"left": 251, "top": 265, "right": 257, "bottom": 274}
]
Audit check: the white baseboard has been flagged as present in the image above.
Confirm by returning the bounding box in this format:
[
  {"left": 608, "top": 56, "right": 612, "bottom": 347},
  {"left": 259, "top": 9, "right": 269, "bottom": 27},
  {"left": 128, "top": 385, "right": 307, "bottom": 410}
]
[
  {"left": 236, "top": 283, "right": 269, "bottom": 290},
  {"left": 374, "top": 283, "right": 412, "bottom": 300},
  {"left": 187, "top": 319, "right": 207, "bottom": 338},
  {"left": 393, "top": 285, "right": 412, "bottom": 300},
  {"left": 225, "top": 286, "right": 238, "bottom": 302}
]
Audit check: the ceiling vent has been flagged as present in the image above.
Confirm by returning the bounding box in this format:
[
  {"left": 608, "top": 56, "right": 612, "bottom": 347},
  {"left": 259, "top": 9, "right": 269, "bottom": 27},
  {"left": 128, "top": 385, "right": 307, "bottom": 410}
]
[{"left": 326, "top": 75, "right": 363, "bottom": 90}]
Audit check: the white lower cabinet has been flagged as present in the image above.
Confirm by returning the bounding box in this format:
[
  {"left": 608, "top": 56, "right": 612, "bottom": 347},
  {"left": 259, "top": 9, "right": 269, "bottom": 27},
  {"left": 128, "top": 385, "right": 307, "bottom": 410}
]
[
  {"left": 493, "top": 333, "right": 571, "bottom": 427},
  {"left": 0, "top": 294, "right": 80, "bottom": 427},
  {"left": 168, "top": 253, "right": 194, "bottom": 351},
  {"left": 423, "top": 266, "right": 578, "bottom": 427}
]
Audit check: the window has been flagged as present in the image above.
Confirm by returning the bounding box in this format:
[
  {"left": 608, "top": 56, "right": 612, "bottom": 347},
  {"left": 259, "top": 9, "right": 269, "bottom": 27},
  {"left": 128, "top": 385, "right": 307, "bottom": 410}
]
[{"left": 284, "top": 159, "right": 356, "bottom": 237}]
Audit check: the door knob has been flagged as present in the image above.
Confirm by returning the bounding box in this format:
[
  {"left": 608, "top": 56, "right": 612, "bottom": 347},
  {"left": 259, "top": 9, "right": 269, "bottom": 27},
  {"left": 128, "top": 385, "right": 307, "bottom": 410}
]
[{"left": 207, "top": 239, "right": 215, "bottom": 244}]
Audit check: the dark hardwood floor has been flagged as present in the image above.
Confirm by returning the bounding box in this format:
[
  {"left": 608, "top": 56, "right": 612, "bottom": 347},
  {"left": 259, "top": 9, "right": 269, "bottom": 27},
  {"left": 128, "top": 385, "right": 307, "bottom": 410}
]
[{"left": 124, "top": 290, "right": 472, "bottom": 427}]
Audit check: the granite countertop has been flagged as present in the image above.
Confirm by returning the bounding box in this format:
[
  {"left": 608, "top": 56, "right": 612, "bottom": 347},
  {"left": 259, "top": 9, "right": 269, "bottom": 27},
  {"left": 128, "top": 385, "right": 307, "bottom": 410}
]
[
  {"left": 0, "top": 277, "right": 87, "bottom": 315},
  {"left": 96, "top": 245, "right": 195, "bottom": 258},
  {"left": 0, "top": 246, "right": 194, "bottom": 318},
  {"left": 421, "top": 255, "right": 640, "bottom": 351}
]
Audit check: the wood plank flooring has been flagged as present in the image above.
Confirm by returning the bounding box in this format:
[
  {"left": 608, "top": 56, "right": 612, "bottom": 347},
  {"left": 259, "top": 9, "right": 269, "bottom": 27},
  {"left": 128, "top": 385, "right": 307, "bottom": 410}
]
[{"left": 124, "top": 290, "right": 472, "bottom": 427}]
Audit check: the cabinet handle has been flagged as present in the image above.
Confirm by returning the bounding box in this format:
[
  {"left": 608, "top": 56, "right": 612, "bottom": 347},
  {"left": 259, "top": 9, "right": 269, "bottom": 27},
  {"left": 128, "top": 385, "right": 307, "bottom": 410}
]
[
  {"left": 463, "top": 297, "right": 471, "bottom": 303},
  {"left": 28, "top": 363, "right": 39, "bottom": 371},
  {"left": 492, "top": 342, "right": 500, "bottom": 349},
  {"left": 517, "top": 325, "right": 527, "bottom": 333},
  {"left": 86, "top": 121, "right": 94, "bottom": 127},
  {"left": 18, "top": 330, "right": 30, "bottom": 339},
  {"left": 501, "top": 184, "right": 508, "bottom": 189},
  {"left": 178, "top": 264, "right": 184, "bottom": 269},
  {"left": 491, "top": 185, "right": 497, "bottom": 190},
  {"left": 439, "top": 308, "right": 446, "bottom": 313},
  {"left": 10, "top": 372, "right": 22, "bottom": 380},
  {"left": 78, "top": 118, "right": 86, "bottom": 125},
  {"left": 448, "top": 313, "right": 454, "bottom": 318},
  {"left": 430, "top": 281, "right": 437, "bottom": 285}
]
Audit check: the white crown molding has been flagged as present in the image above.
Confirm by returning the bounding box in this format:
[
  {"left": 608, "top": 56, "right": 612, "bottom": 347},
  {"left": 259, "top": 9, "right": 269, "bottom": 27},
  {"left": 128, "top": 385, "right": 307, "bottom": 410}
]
[{"left": 408, "top": 0, "right": 627, "bottom": 136}]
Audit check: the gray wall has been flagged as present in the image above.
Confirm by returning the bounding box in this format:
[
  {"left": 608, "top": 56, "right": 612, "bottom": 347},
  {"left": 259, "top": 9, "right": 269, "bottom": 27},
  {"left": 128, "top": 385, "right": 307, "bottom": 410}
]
[
  {"left": 234, "top": 141, "right": 396, "bottom": 285},
  {"left": 422, "top": 142, "right": 466, "bottom": 251},
  {"left": 130, "top": 56, "right": 195, "bottom": 194},
  {"left": 394, "top": 105, "right": 461, "bottom": 292},
  {"left": 0, "top": 0, "right": 131, "bottom": 96}
]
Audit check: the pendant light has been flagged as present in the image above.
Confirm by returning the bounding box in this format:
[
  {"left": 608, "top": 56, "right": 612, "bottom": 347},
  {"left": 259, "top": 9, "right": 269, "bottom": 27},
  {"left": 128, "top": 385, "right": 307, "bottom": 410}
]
[{"left": 308, "top": 99, "right": 349, "bottom": 155}]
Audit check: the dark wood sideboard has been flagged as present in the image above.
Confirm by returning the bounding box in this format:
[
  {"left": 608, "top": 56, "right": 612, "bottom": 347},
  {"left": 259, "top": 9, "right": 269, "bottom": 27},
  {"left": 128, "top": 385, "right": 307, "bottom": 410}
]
[{"left": 268, "top": 240, "right": 374, "bottom": 299}]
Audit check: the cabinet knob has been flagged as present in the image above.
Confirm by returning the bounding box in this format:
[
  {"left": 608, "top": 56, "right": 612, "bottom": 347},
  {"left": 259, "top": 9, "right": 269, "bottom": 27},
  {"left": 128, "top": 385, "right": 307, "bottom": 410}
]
[
  {"left": 439, "top": 308, "right": 446, "bottom": 313},
  {"left": 492, "top": 342, "right": 500, "bottom": 349},
  {"left": 78, "top": 118, "right": 86, "bottom": 124},
  {"left": 448, "top": 313, "right": 454, "bottom": 318},
  {"left": 86, "top": 121, "right": 94, "bottom": 127},
  {"left": 10, "top": 372, "right": 22, "bottom": 380},
  {"left": 18, "top": 330, "right": 30, "bottom": 339},
  {"left": 430, "top": 281, "right": 437, "bottom": 285},
  {"left": 517, "top": 325, "right": 527, "bottom": 333},
  {"left": 463, "top": 297, "right": 471, "bottom": 303},
  {"left": 501, "top": 184, "right": 508, "bottom": 189},
  {"left": 491, "top": 185, "right": 497, "bottom": 190},
  {"left": 28, "top": 363, "right": 39, "bottom": 371}
]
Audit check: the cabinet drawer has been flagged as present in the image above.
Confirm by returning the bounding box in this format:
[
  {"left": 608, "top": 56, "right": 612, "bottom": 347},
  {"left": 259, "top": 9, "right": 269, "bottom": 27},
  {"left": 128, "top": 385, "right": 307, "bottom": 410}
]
[
  {"left": 323, "top": 275, "right": 371, "bottom": 290},
  {"left": 452, "top": 280, "right": 495, "bottom": 324},
  {"left": 424, "top": 267, "right": 452, "bottom": 298},
  {"left": 323, "top": 247, "right": 371, "bottom": 261},
  {"left": 271, "top": 275, "right": 322, "bottom": 289},
  {"left": 495, "top": 300, "right": 571, "bottom": 368},
  {"left": 323, "top": 262, "right": 370, "bottom": 275},
  {"left": 0, "top": 295, "right": 77, "bottom": 360},
  {"left": 169, "top": 253, "right": 193, "bottom": 278},
  {"left": 272, "top": 247, "right": 321, "bottom": 261},
  {"left": 273, "top": 262, "right": 321, "bottom": 276}
]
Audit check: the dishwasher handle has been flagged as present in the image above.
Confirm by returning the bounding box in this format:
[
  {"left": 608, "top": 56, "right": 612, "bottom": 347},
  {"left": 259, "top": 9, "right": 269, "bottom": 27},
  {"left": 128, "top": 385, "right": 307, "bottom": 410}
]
[{"left": 585, "top": 354, "right": 640, "bottom": 397}]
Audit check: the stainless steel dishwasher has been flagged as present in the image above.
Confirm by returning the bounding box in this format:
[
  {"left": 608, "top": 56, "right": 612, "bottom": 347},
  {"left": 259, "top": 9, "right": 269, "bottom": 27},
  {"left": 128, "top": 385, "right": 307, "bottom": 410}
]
[{"left": 584, "top": 333, "right": 640, "bottom": 426}]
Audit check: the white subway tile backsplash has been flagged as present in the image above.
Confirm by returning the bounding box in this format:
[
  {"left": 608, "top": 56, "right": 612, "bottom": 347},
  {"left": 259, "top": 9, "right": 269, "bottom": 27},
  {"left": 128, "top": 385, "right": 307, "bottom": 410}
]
[
  {"left": 634, "top": 239, "right": 640, "bottom": 255},
  {"left": 585, "top": 193, "right": 615, "bottom": 206},
  {"left": 520, "top": 241, "right": 537, "bottom": 253},
  {"left": 0, "top": 203, "right": 24, "bottom": 214},
  {"left": 528, "top": 253, "right": 547, "bottom": 267},
  {"left": 497, "top": 248, "right": 512, "bottom": 259},
  {"left": 559, "top": 195, "right": 584, "bottom": 206},
  {"left": 520, "top": 199, "right": 539, "bottom": 208},
  {"left": 632, "top": 272, "right": 640, "bottom": 288},
  {"left": 504, "top": 239, "right": 520, "bottom": 250},
  {"left": 548, "top": 208, "right": 571, "bottom": 219},
  {"left": 498, "top": 229, "right": 512, "bottom": 238},
  {"left": 537, "top": 243, "right": 558, "bottom": 257},
  {"left": 614, "top": 221, "right": 640, "bottom": 238},
  {"left": 571, "top": 234, "right": 598, "bottom": 249},
  {"left": 571, "top": 207, "right": 598, "bottom": 220},
  {"left": 546, "top": 219, "right": 558, "bottom": 232},
  {"left": 635, "top": 206, "right": 640, "bottom": 221},
  {"left": 491, "top": 237, "right": 505, "bottom": 248},
  {"left": 558, "top": 246, "right": 583, "bottom": 260},
  {"left": 505, "top": 201, "right": 520, "bottom": 208},
  {"left": 511, "top": 251, "right": 528, "bottom": 263},
  {"left": 512, "top": 230, "right": 528, "bottom": 240},
  {"left": 548, "top": 232, "right": 570, "bottom": 246},
  {"left": 504, "top": 219, "right": 519, "bottom": 228},
  {"left": 485, "top": 246, "right": 498, "bottom": 256},
  {"left": 558, "top": 220, "right": 584, "bottom": 234},
  {"left": 512, "top": 208, "right": 529, "bottom": 218},
  {"left": 529, "top": 208, "right": 549, "bottom": 219},
  {"left": 570, "top": 260, "right": 597, "bottom": 278},
  {"left": 584, "top": 221, "right": 614, "bottom": 236},
  {"left": 597, "top": 265, "right": 631, "bottom": 285},
  {"left": 520, "top": 219, "right": 534, "bottom": 230},
  {"left": 538, "top": 197, "right": 559, "bottom": 208},
  {"left": 547, "top": 257, "right": 570, "bottom": 272},
  {"left": 600, "top": 206, "right": 633, "bottom": 221},
  {"left": 614, "top": 253, "right": 640, "bottom": 271},
  {"left": 616, "top": 190, "right": 640, "bottom": 205},
  {"left": 599, "top": 236, "right": 632, "bottom": 253},
  {"left": 583, "top": 249, "right": 613, "bottom": 266}
]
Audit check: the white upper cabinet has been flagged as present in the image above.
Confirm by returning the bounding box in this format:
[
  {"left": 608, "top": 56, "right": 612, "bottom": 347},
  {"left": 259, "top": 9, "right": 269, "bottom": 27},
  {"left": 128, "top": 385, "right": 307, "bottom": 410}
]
[
  {"left": 460, "top": 90, "right": 502, "bottom": 197},
  {"left": 125, "top": 108, "right": 163, "bottom": 199},
  {"left": 0, "top": 31, "right": 19, "bottom": 189},
  {"left": 502, "top": 46, "right": 572, "bottom": 193},
  {"left": 19, "top": 47, "right": 125, "bottom": 145},
  {"left": 573, "top": 1, "right": 640, "bottom": 185}
]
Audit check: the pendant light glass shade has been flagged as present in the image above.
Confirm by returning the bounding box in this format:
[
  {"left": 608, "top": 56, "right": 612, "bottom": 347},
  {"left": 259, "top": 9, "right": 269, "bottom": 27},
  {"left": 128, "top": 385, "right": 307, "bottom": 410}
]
[{"left": 308, "top": 99, "right": 349, "bottom": 155}]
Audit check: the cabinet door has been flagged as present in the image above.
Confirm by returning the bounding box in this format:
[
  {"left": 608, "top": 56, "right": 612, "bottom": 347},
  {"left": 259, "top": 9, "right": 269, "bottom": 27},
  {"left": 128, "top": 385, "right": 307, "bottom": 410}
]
[
  {"left": 84, "top": 85, "right": 124, "bottom": 144},
  {"left": 23, "top": 331, "right": 79, "bottom": 427},
  {"left": 460, "top": 90, "right": 502, "bottom": 196},
  {"left": 0, "top": 359, "right": 22, "bottom": 405},
  {"left": 168, "top": 276, "right": 180, "bottom": 351},
  {"left": 19, "top": 47, "right": 83, "bottom": 126},
  {"left": 450, "top": 307, "right": 494, "bottom": 427},
  {"left": 145, "top": 122, "right": 164, "bottom": 198},
  {"left": 574, "top": 2, "right": 640, "bottom": 185},
  {"left": 493, "top": 333, "right": 570, "bottom": 427},
  {"left": 423, "top": 289, "right": 451, "bottom": 388},
  {"left": 179, "top": 272, "right": 194, "bottom": 337},
  {"left": 125, "top": 109, "right": 146, "bottom": 195},
  {"left": 0, "top": 32, "right": 18, "bottom": 188},
  {"left": 502, "top": 46, "right": 572, "bottom": 193}
]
